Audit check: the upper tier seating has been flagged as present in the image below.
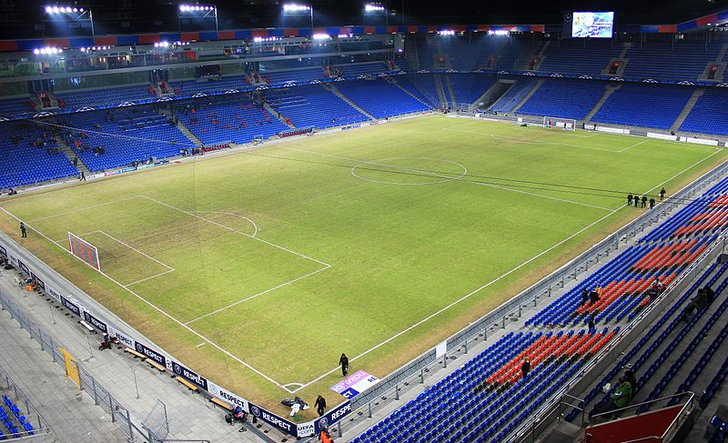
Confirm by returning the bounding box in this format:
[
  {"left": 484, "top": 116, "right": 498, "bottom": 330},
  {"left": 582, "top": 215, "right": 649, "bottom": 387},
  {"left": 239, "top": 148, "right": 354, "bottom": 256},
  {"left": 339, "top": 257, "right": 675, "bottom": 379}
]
[
  {"left": 622, "top": 41, "right": 722, "bottom": 81},
  {"left": 335, "top": 62, "right": 388, "bottom": 77},
  {"left": 445, "top": 74, "right": 499, "bottom": 106},
  {"left": 259, "top": 67, "right": 324, "bottom": 85},
  {"left": 517, "top": 79, "right": 605, "bottom": 120},
  {"left": 539, "top": 39, "right": 623, "bottom": 76},
  {"left": 333, "top": 80, "right": 431, "bottom": 118},
  {"left": 0, "top": 120, "right": 78, "bottom": 188},
  {"left": 59, "top": 84, "right": 151, "bottom": 109},
  {"left": 170, "top": 76, "right": 251, "bottom": 95},
  {"left": 591, "top": 84, "right": 694, "bottom": 129},
  {"left": 0, "top": 97, "right": 34, "bottom": 118},
  {"left": 63, "top": 108, "right": 190, "bottom": 172},
  {"left": 176, "top": 99, "right": 288, "bottom": 146},
  {"left": 678, "top": 89, "right": 728, "bottom": 136},
  {"left": 265, "top": 85, "right": 369, "bottom": 129}
]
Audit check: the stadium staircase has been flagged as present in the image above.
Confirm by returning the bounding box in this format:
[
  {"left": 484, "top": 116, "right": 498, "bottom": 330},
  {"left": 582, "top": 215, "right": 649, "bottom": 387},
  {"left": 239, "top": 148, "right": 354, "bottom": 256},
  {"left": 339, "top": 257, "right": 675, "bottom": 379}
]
[
  {"left": 584, "top": 84, "right": 622, "bottom": 122},
  {"left": 385, "top": 77, "right": 433, "bottom": 107},
  {"left": 472, "top": 80, "right": 510, "bottom": 110},
  {"left": 323, "top": 84, "right": 376, "bottom": 120},
  {"left": 444, "top": 75, "right": 458, "bottom": 108},
  {"left": 57, "top": 138, "right": 90, "bottom": 177},
  {"left": 670, "top": 89, "right": 706, "bottom": 133},
  {"left": 159, "top": 108, "right": 204, "bottom": 148},
  {"left": 263, "top": 102, "right": 295, "bottom": 128},
  {"left": 511, "top": 79, "right": 544, "bottom": 113},
  {"left": 432, "top": 74, "right": 448, "bottom": 108}
]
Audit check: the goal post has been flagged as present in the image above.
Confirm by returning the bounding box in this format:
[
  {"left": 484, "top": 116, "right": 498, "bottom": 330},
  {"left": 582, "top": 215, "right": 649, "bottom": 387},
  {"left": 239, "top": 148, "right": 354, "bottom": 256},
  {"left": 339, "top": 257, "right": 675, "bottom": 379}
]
[
  {"left": 543, "top": 116, "right": 577, "bottom": 131},
  {"left": 68, "top": 232, "right": 101, "bottom": 271}
]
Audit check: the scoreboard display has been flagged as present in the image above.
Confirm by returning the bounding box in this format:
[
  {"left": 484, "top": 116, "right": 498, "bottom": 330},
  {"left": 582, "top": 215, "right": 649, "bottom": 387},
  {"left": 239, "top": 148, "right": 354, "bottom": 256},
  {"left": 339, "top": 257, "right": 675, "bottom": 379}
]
[{"left": 571, "top": 12, "right": 615, "bottom": 38}]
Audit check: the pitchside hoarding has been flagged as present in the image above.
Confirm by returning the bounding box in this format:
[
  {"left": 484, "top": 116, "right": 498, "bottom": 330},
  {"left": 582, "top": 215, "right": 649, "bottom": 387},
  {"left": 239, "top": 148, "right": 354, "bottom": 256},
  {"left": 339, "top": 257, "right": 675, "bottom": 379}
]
[{"left": 0, "top": 235, "right": 353, "bottom": 439}]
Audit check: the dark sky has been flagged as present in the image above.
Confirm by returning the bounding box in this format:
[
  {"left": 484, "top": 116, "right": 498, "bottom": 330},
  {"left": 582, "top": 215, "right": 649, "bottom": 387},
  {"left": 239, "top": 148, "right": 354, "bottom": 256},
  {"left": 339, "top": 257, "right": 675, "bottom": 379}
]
[{"left": 1, "top": 0, "right": 726, "bottom": 39}]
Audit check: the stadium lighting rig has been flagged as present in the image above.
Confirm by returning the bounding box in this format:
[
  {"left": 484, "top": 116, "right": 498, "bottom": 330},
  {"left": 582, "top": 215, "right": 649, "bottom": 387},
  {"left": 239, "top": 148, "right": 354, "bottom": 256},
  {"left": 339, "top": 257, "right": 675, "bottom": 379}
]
[
  {"left": 178, "top": 3, "right": 219, "bottom": 32},
  {"left": 363, "top": 2, "right": 387, "bottom": 26},
  {"left": 364, "top": 3, "right": 385, "bottom": 12},
  {"left": 282, "top": 3, "right": 313, "bottom": 28},
  {"left": 43, "top": 5, "right": 95, "bottom": 38}
]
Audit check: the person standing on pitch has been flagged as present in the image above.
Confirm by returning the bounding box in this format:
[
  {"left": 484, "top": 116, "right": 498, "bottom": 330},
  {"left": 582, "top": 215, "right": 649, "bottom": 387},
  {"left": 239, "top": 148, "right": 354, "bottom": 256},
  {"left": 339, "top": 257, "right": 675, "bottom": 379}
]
[
  {"left": 314, "top": 395, "right": 327, "bottom": 416},
  {"left": 641, "top": 195, "right": 647, "bottom": 208},
  {"left": 339, "top": 353, "right": 349, "bottom": 376},
  {"left": 627, "top": 193, "right": 633, "bottom": 206},
  {"left": 19, "top": 222, "right": 27, "bottom": 238},
  {"left": 660, "top": 188, "right": 666, "bottom": 200}
]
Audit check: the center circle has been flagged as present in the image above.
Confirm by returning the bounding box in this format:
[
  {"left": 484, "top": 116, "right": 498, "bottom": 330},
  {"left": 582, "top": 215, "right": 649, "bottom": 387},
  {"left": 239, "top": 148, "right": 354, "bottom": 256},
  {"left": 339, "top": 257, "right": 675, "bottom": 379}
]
[{"left": 351, "top": 157, "right": 467, "bottom": 186}]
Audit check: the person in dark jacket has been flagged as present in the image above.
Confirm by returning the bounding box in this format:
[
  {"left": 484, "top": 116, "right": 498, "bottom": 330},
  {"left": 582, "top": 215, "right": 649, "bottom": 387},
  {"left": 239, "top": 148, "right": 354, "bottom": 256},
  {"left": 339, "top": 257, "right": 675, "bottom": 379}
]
[
  {"left": 314, "top": 395, "right": 327, "bottom": 416},
  {"left": 339, "top": 353, "right": 349, "bottom": 376},
  {"left": 521, "top": 359, "right": 531, "bottom": 378},
  {"left": 627, "top": 194, "right": 633, "bottom": 206}
]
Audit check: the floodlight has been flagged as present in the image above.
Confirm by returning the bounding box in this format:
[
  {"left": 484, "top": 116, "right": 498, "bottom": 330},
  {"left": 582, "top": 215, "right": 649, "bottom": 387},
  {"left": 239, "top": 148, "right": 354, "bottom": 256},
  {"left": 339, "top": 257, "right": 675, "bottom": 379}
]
[
  {"left": 364, "top": 3, "right": 385, "bottom": 12},
  {"left": 283, "top": 3, "right": 311, "bottom": 12},
  {"left": 44, "top": 6, "right": 52, "bottom": 13},
  {"left": 312, "top": 33, "right": 330, "bottom": 40}
]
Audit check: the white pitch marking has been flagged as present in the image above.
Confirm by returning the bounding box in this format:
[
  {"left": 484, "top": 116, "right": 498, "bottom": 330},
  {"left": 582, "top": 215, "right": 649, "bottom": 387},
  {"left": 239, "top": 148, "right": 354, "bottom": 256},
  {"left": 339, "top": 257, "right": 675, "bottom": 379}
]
[
  {"left": 0, "top": 206, "right": 289, "bottom": 390},
  {"left": 194, "top": 210, "right": 259, "bottom": 237},
  {"left": 286, "top": 149, "right": 725, "bottom": 391},
  {"left": 124, "top": 269, "right": 176, "bottom": 287},
  {"left": 96, "top": 230, "right": 175, "bottom": 271},
  {"left": 195, "top": 342, "right": 206, "bottom": 348},
  {"left": 184, "top": 265, "right": 330, "bottom": 325},
  {"left": 616, "top": 139, "right": 650, "bottom": 153},
  {"left": 281, "top": 146, "right": 612, "bottom": 211},
  {"left": 139, "top": 195, "right": 331, "bottom": 267},
  {"left": 27, "top": 196, "right": 139, "bottom": 222}
]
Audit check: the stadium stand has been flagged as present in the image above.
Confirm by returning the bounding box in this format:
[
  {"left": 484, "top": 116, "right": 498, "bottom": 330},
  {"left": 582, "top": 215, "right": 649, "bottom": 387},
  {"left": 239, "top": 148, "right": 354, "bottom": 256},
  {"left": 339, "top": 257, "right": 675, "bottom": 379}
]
[
  {"left": 59, "top": 84, "right": 153, "bottom": 109},
  {"left": 0, "top": 97, "right": 34, "bottom": 118},
  {"left": 170, "top": 76, "right": 252, "bottom": 95},
  {"left": 679, "top": 89, "right": 728, "bottom": 136},
  {"left": 333, "top": 79, "right": 431, "bottom": 118},
  {"left": 539, "top": 39, "right": 624, "bottom": 75},
  {"left": 335, "top": 62, "right": 388, "bottom": 77},
  {"left": 259, "top": 67, "right": 324, "bottom": 85},
  {"left": 591, "top": 83, "right": 694, "bottom": 129},
  {"left": 406, "top": 74, "right": 442, "bottom": 106},
  {"left": 265, "top": 85, "right": 369, "bottom": 129},
  {"left": 1, "top": 394, "right": 35, "bottom": 438},
  {"left": 517, "top": 79, "right": 605, "bottom": 120},
  {"left": 488, "top": 79, "right": 537, "bottom": 114},
  {"left": 622, "top": 40, "right": 723, "bottom": 81},
  {"left": 354, "top": 171, "right": 728, "bottom": 443},
  {"left": 174, "top": 98, "right": 288, "bottom": 146},
  {"left": 62, "top": 107, "right": 191, "bottom": 172},
  {"left": 444, "top": 74, "right": 499, "bottom": 106},
  {"left": 0, "top": 119, "right": 79, "bottom": 189},
  {"left": 392, "top": 77, "right": 436, "bottom": 106}
]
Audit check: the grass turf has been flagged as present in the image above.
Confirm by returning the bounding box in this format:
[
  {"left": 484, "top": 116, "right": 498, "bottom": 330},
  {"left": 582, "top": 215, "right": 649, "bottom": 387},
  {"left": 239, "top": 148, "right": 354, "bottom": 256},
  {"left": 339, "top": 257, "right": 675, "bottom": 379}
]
[{"left": 0, "top": 114, "right": 724, "bottom": 416}]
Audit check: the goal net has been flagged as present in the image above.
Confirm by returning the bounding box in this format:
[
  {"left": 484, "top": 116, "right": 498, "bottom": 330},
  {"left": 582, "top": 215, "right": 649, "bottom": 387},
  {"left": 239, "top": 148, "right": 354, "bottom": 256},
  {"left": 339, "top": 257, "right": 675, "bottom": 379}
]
[
  {"left": 68, "top": 232, "right": 101, "bottom": 271},
  {"left": 543, "top": 117, "right": 577, "bottom": 131}
]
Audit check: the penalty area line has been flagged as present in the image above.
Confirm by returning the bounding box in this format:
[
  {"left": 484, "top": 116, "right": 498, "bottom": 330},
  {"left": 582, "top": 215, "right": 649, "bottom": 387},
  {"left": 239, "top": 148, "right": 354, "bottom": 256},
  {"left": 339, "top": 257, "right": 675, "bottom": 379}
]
[{"left": 0, "top": 206, "right": 289, "bottom": 391}]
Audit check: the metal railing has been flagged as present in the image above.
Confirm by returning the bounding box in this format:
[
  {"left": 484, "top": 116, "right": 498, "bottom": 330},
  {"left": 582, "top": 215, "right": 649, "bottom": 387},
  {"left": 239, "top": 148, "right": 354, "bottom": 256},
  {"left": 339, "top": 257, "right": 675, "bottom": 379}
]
[
  {"left": 587, "top": 392, "right": 695, "bottom": 443},
  {"left": 0, "top": 366, "right": 52, "bottom": 441},
  {"left": 0, "top": 289, "right": 148, "bottom": 442},
  {"left": 342, "top": 157, "right": 728, "bottom": 437}
]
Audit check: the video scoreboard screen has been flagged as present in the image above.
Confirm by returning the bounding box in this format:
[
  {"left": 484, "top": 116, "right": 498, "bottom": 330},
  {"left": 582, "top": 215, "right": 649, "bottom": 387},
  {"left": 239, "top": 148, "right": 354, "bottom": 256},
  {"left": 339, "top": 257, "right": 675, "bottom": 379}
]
[{"left": 571, "top": 12, "right": 614, "bottom": 38}]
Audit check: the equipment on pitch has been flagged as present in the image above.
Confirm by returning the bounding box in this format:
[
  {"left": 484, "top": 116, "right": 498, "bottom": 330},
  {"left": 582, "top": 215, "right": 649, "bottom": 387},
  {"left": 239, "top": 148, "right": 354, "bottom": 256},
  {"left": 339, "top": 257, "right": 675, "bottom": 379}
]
[
  {"left": 67, "top": 232, "right": 101, "bottom": 270},
  {"left": 543, "top": 117, "right": 577, "bottom": 131}
]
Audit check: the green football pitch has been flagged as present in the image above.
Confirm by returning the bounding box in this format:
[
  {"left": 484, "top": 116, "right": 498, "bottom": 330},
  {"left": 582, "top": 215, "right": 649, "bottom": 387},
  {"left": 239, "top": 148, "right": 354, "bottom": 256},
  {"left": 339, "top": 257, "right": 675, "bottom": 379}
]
[{"left": 0, "top": 114, "right": 724, "bottom": 415}]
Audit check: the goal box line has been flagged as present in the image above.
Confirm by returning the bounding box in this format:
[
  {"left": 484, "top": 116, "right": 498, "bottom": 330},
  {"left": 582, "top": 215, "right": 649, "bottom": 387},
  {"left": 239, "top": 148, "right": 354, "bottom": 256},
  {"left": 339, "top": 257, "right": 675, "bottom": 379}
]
[{"left": 68, "top": 232, "right": 101, "bottom": 271}]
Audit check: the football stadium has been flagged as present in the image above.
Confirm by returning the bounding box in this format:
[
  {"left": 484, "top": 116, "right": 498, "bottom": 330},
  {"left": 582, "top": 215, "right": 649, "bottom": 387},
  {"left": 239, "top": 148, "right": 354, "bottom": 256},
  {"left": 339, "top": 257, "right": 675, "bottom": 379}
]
[{"left": 0, "top": 0, "right": 727, "bottom": 442}]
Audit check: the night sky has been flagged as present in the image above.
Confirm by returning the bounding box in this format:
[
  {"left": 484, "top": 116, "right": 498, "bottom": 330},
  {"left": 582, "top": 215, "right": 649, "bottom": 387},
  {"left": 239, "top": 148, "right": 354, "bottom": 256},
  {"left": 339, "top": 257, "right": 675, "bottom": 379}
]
[{"left": 0, "top": 0, "right": 724, "bottom": 39}]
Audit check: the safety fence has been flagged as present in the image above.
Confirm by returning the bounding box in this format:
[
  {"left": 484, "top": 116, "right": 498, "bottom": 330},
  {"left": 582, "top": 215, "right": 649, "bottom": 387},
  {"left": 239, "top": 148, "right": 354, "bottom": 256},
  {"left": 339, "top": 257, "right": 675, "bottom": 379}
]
[
  {"left": 0, "top": 365, "right": 52, "bottom": 441},
  {"left": 0, "top": 288, "right": 149, "bottom": 442},
  {"left": 333, "top": 157, "right": 728, "bottom": 438}
]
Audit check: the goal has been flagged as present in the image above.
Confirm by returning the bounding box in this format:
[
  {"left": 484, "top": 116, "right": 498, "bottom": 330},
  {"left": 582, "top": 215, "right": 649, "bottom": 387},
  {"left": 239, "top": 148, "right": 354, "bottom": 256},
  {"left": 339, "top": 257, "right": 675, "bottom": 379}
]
[
  {"left": 543, "top": 117, "right": 577, "bottom": 131},
  {"left": 68, "top": 232, "right": 101, "bottom": 271}
]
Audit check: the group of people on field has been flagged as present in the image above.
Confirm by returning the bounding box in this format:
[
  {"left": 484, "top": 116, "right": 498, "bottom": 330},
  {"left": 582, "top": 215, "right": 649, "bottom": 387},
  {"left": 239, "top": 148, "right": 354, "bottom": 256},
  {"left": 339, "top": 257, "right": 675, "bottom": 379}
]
[{"left": 627, "top": 188, "right": 666, "bottom": 210}]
